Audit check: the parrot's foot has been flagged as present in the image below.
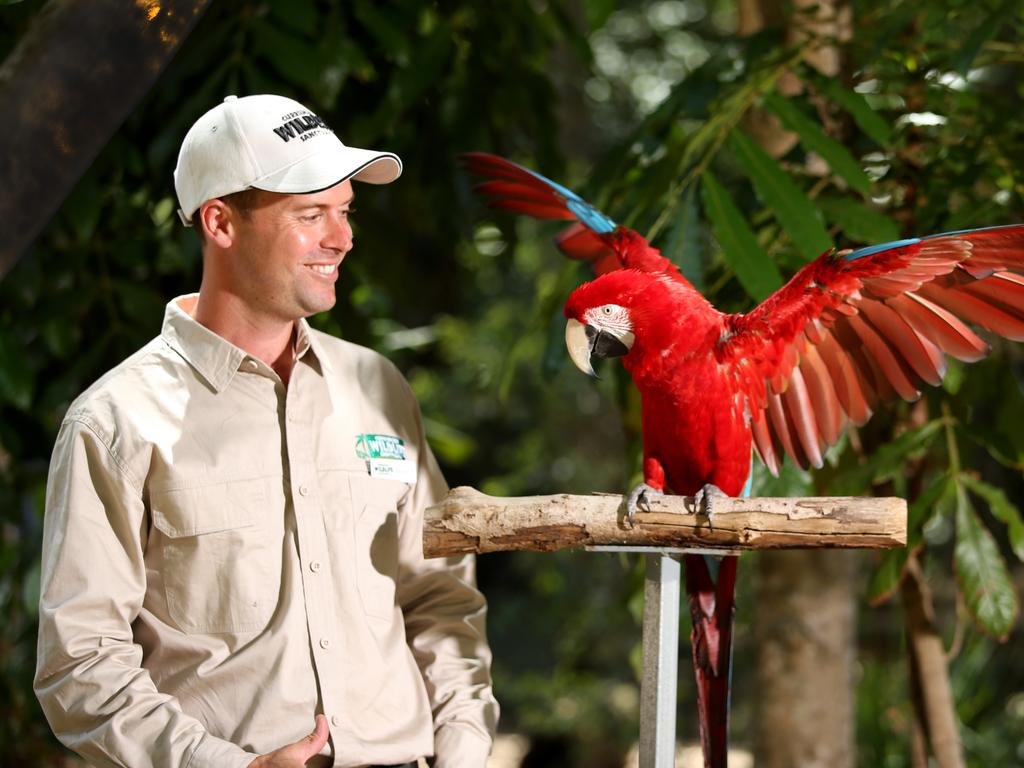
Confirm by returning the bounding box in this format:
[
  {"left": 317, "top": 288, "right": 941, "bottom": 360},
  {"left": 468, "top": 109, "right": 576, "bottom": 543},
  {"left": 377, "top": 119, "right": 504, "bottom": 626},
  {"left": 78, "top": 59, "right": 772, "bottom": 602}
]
[
  {"left": 693, "top": 483, "right": 728, "bottom": 528},
  {"left": 624, "top": 483, "right": 664, "bottom": 529}
]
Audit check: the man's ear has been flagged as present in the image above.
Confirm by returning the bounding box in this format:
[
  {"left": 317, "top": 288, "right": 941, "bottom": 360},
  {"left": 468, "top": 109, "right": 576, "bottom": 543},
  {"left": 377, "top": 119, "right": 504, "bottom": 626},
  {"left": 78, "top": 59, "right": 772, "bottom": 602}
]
[{"left": 197, "top": 199, "right": 236, "bottom": 248}]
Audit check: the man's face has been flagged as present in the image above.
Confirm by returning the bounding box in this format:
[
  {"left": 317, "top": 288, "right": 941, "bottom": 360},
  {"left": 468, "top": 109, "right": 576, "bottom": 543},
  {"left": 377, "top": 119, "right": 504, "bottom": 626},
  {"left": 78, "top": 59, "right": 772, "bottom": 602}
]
[{"left": 227, "top": 180, "right": 355, "bottom": 322}]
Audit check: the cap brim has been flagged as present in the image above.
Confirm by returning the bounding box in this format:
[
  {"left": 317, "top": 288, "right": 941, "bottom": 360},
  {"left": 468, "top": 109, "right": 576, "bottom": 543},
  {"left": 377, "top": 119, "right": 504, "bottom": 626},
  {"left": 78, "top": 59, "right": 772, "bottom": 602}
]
[{"left": 251, "top": 145, "right": 402, "bottom": 194}]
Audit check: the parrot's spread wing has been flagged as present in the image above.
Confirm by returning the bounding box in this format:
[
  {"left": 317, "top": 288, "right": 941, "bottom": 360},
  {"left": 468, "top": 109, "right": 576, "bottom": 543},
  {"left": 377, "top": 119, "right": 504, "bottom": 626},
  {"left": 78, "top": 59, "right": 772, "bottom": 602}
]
[
  {"left": 462, "top": 152, "right": 685, "bottom": 279},
  {"left": 717, "top": 224, "right": 1024, "bottom": 474}
]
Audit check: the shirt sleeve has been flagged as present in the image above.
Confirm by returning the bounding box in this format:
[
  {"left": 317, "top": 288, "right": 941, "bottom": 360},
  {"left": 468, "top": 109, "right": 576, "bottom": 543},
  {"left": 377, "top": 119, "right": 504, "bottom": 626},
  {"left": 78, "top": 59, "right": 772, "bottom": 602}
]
[
  {"left": 394, "top": 396, "right": 499, "bottom": 768},
  {"left": 34, "top": 417, "right": 258, "bottom": 768}
]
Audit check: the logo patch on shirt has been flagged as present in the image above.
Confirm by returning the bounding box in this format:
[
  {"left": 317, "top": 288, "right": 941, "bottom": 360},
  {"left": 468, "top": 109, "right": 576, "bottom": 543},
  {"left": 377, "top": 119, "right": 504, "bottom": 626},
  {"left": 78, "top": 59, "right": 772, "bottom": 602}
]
[{"left": 355, "top": 434, "right": 407, "bottom": 461}]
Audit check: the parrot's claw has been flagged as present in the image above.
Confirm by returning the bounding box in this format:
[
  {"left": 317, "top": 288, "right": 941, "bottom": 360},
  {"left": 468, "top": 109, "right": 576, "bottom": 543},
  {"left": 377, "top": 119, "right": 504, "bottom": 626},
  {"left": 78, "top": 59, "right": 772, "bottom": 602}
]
[
  {"left": 693, "top": 483, "right": 728, "bottom": 529},
  {"left": 624, "top": 483, "right": 664, "bottom": 529}
]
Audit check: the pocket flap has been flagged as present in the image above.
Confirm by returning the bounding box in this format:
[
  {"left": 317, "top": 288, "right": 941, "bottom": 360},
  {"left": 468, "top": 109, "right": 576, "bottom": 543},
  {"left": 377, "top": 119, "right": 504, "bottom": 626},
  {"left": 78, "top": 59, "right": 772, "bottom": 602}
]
[{"left": 150, "top": 479, "right": 265, "bottom": 537}]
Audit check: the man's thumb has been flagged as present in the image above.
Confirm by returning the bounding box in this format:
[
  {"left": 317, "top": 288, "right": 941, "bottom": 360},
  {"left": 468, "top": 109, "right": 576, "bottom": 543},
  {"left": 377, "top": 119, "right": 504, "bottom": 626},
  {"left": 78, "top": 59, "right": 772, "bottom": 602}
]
[{"left": 299, "top": 714, "right": 330, "bottom": 757}]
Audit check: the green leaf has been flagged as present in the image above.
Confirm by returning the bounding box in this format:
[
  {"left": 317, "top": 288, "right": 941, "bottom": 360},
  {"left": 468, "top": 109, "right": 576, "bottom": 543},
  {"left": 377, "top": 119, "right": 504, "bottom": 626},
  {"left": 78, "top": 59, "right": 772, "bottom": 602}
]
[
  {"left": 21, "top": 559, "right": 40, "bottom": 618},
  {"left": 749, "top": 455, "right": 813, "bottom": 497},
  {"left": 942, "top": 357, "right": 966, "bottom": 395},
  {"left": 661, "top": 187, "right": 705, "bottom": 291},
  {"left": 389, "top": 22, "right": 452, "bottom": 106},
  {"left": 113, "top": 281, "right": 165, "bottom": 327},
  {"left": 819, "top": 80, "right": 894, "bottom": 146},
  {"left": 951, "top": 0, "right": 1016, "bottom": 75},
  {"left": 961, "top": 474, "right": 1024, "bottom": 562},
  {"left": 816, "top": 196, "right": 900, "bottom": 245},
  {"left": 868, "top": 471, "right": 952, "bottom": 605},
  {"left": 353, "top": 0, "right": 411, "bottom": 57},
  {"left": 867, "top": 548, "right": 909, "bottom": 606},
  {"left": 954, "top": 484, "right": 1019, "bottom": 640},
  {"left": 0, "top": 330, "right": 33, "bottom": 410},
  {"left": 251, "top": 23, "right": 322, "bottom": 87},
  {"left": 424, "top": 417, "right": 477, "bottom": 466},
  {"left": 909, "top": 471, "right": 956, "bottom": 546},
  {"left": 728, "top": 130, "right": 833, "bottom": 261},
  {"left": 40, "top": 316, "right": 80, "bottom": 359},
  {"left": 60, "top": 171, "right": 103, "bottom": 244},
  {"left": 832, "top": 420, "right": 944, "bottom": 495},
  {"left": 701, "top": 172, "right": 784, "bottom": 301},
  {"left": 268, "top": 0, "right": 319, "bottom": 37},
  {"left": 763, "top": 93, "right": 873, "bottom": 196}
]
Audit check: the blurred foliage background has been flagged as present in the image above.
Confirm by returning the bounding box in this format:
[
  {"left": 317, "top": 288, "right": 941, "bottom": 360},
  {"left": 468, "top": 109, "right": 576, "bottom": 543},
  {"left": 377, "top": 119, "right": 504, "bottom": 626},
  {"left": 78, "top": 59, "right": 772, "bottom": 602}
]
[{"left": 2, "top": 0, "right": 1023, "bottom": 765}]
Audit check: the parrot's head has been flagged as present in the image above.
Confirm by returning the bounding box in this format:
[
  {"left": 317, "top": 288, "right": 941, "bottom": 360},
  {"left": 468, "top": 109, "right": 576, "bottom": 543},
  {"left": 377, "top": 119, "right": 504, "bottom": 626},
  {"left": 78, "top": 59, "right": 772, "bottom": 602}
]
[{"left": 562, "top": 269, "right": 671, "bottom": 377}]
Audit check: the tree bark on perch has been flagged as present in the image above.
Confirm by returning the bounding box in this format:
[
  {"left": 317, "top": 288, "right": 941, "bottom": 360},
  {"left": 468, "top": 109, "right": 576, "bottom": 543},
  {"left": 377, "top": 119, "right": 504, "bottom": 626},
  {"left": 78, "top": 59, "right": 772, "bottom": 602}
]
[{"left": 423, "top": 487, "right": 907, "bottom": 558}]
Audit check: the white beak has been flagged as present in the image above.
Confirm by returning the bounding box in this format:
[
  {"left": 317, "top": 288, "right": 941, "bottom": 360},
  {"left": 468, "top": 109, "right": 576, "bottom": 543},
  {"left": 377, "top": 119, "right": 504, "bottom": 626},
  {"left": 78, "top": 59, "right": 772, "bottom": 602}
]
[{"left": 565, "top": 318, "right": 597, "bottom": 377}]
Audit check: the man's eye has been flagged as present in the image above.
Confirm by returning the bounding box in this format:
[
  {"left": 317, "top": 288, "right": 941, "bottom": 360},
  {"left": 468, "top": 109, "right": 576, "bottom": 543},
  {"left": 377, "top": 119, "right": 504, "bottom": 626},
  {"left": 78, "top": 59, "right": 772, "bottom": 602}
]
[{"left": 301, "top": 213, "right": 322, "bottom": 223}]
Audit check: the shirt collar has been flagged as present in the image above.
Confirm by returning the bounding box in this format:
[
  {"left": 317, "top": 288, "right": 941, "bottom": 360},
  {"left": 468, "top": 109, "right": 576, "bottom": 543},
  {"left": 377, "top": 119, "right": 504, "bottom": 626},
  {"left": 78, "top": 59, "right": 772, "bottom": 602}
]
[
  {"left": 162, "top": 295, "right": 245, "bottom": 392},
  {"left": 298, "top": 320, "right": 334, "bottom": 375},
  {"left": 161, "top": 295, "right": 329, "bottom": 392}
]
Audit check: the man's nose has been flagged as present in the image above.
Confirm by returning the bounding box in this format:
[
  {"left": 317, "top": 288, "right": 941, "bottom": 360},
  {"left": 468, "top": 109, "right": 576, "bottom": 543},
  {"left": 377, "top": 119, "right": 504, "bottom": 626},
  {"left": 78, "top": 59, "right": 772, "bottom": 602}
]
[{"left": 324, "top": 212, "right": 353, "bottom": 252}]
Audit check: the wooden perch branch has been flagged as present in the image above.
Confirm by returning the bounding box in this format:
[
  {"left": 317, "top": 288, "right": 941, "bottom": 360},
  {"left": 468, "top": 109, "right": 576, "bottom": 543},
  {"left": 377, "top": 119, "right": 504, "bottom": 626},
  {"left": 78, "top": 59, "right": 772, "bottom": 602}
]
[{"left": 423, "top": 487, "right": 907, "bottom": 558}]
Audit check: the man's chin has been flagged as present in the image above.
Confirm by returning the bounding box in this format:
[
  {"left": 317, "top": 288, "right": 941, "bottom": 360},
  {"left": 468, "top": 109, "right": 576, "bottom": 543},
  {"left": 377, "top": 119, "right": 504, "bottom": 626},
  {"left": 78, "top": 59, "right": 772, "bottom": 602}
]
[{"left": 298, "top": 291, "right": 337, "bottom": 318}]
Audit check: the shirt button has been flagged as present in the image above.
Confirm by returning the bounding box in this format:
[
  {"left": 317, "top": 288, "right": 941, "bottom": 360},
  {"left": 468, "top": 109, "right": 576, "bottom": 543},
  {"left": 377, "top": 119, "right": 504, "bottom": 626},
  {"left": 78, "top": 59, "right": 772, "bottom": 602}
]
[
  {"left": 309, "top": 560, "right": 321, "bottom": 573},
  {"left": 319, "top": 638, "right": 331, "bottom": 650},
  {"left": 298, "top": 485, "right": 309, "bottom": 496},
  {"left": 331, "top": 715, "right": 341, "bottom": 727},
  {"left": 247, "top": 359, "right": 259, "bottom": 371}
]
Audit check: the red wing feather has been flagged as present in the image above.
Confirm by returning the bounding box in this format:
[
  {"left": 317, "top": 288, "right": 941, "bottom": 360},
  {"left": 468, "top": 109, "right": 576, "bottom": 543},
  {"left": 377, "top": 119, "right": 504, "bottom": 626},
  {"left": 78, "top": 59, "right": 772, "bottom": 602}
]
[{"left": 721, "top": 224, "right": 1024, "bottom": 473}]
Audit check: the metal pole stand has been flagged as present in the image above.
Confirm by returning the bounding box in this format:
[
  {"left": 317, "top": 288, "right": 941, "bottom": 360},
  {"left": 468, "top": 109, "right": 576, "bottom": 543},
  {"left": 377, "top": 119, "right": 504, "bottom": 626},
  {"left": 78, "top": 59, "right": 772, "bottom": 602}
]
[
  {"left": 640, "top": 552, "right": 681, "bottom": 767},
  {"left": 588, "top": 546, "right": 737, "bottom": 768}
]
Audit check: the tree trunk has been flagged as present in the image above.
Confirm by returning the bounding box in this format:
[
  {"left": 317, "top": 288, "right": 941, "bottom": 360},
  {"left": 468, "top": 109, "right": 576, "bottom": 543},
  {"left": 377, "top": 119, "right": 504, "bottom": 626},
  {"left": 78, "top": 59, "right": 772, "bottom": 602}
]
[
  {"left": 0, "top": 0, "right": 212, "bottom": 278},
  {"left": 740, "top": 0, "right": 859, "bottom": 765},
  {"left": 754, "top": 550, "right": 858, "bottom": 767}
]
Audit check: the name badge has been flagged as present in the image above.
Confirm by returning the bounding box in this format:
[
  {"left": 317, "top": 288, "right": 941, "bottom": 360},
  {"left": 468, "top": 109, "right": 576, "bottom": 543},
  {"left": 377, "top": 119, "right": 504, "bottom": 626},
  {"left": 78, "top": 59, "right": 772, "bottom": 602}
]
[
  {"left": 368, "top": 458, "right": 417, "bottom": 483},
  {"left": 355, "top": 433, "right": 407, "bottom": 460}
]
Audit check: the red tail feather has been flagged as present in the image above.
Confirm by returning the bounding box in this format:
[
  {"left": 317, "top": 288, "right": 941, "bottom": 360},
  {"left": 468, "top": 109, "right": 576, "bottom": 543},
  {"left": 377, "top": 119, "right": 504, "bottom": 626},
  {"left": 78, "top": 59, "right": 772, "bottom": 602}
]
[{"left": 685, "top": 554, "right": 738, "bottom": 768}]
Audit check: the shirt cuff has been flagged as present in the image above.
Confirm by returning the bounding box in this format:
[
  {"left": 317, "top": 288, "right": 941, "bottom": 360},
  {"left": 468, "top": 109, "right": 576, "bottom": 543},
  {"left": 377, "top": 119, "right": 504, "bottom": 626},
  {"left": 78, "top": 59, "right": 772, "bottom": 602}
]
[
  {"left": 187, "top": 732, "right": 260, "bottom": 768},
  {"left": 432, "top": 724, "right": 492, "bottom": 768}
]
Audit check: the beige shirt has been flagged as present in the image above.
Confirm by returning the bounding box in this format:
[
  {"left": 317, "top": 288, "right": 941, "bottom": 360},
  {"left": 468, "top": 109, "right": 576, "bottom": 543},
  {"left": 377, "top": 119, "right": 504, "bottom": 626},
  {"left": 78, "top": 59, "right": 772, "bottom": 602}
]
[{"left": 35, "top": 296, "right": 498, "bottom": 768}]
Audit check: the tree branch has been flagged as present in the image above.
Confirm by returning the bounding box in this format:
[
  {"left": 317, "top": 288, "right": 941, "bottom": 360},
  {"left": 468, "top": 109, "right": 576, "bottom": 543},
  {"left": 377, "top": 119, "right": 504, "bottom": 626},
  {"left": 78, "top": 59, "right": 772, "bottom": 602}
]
[
  {"left": 901, "top": 551, "right": 965, "bottom": 768},
  {"left": 423, "top": 487, "right": 907, "bottom": 558}
]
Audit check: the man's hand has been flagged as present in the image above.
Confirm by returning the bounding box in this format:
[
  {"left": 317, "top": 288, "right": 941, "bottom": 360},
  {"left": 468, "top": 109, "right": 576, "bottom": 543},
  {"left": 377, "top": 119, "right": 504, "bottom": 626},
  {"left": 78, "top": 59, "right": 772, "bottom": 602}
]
[{"left": 249, "top": 714, "right": 330, "bottom": 767}]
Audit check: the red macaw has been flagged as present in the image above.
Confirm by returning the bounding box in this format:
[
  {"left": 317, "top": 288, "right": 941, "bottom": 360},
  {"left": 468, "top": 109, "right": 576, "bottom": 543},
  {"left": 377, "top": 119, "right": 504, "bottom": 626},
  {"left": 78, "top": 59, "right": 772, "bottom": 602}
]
[{"left": 463, "top": 151, "right": 1024, "bottom": 767}]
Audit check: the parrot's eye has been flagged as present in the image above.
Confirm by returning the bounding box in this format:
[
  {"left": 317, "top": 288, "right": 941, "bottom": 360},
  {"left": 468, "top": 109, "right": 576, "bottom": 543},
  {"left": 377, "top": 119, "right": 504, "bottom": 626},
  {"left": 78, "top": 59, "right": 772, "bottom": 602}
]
[{"left": 586, "top": 303, "right": 630, "bottom": 329}]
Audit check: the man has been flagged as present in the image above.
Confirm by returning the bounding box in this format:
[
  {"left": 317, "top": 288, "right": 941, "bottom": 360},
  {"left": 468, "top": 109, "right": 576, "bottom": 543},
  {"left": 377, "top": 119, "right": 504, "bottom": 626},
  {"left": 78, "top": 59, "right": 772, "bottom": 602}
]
[{"left": 35, "top": 94, "right": 498, "bottom": 768}]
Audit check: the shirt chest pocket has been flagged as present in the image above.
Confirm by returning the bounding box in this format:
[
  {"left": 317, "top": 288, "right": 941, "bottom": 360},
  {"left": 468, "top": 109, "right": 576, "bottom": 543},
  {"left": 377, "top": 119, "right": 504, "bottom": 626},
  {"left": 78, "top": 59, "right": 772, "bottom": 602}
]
[
  {"left": 150, "top": 478, "right": 282, "bottom": 635},
  {"left": 348, "top": 474, "right": 409, "bottom": 621}
]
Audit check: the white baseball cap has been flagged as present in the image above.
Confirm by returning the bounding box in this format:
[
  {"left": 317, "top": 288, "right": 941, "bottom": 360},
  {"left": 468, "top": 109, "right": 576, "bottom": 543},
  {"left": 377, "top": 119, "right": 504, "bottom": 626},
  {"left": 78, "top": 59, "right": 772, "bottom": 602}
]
[{"left": 174, "top": 94, "right": 402, "bottom": 225}]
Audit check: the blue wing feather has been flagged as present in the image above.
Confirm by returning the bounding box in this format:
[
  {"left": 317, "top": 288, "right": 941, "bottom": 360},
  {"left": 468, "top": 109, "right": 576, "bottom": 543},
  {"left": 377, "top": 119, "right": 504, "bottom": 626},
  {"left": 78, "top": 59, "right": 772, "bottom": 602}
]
[
  {"left": 843, "top": 224, "right": 1024, "bottom": 261},
  {"left": 519, "top": 166, "right": 618, "bottom": 234},
  {"left": 843, "top": 238, "right": 920, "bottom": 261}
]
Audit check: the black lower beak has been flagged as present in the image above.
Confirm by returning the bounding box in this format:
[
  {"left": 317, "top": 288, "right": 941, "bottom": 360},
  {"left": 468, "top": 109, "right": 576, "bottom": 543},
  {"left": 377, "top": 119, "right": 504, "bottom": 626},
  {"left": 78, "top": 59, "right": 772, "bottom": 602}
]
[{"left": 585, "top": 324, "right": 631, "bottom": 359}]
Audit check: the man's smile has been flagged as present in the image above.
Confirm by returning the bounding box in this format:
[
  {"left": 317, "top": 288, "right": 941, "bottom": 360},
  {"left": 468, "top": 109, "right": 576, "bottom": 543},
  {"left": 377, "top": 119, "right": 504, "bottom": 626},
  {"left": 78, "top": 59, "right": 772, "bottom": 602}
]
[{"left": 306, "top": 262, "right": 339, "bottom": 277}]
